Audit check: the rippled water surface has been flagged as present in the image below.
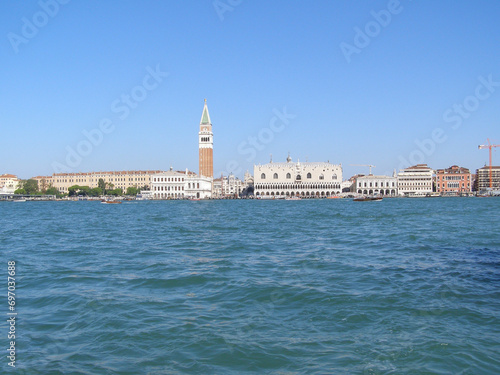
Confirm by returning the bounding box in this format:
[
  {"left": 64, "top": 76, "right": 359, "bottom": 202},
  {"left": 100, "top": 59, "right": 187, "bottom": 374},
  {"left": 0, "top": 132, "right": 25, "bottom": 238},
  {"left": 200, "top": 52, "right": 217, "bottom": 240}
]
[{"left": 1, "top": 198, "right": 500, "bottom": 374}]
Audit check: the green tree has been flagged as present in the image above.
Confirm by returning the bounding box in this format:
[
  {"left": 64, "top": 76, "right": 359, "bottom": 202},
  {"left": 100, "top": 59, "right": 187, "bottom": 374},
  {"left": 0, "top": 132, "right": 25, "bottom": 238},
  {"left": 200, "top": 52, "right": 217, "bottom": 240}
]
[
  {"left": 126, "top": 186, "right": 138, "bottom": 196},
  {"left": 22, "top": 179, "right": 39, "bottom": 195},
  {"left": 90, "top": 187, "right": 103, "bottom": 197},
  {"left": 68, "top": 185, "right": 92, "bottom": 196},
  {"left": 98, "top": 178, "right": 106, "bottom": 192},
  {"left": 45, "top": 187, "right": 59, "bottom": 196},
  {"left": 14, "top": 188, "right": 26, "bottom": 194},
  {"left": 108, "top": 188, "right": 123, "bottom": 196},
  {"left": 79, "top": 186, "right": 91, "bottom": 196},
  {"left": 68, "top": 185, "right": 80, "bottom": 196}
]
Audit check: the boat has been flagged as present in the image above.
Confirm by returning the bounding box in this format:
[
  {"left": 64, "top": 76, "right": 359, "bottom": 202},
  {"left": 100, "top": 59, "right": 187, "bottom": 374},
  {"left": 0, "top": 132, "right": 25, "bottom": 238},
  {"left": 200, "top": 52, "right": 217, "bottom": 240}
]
[
  {"left": 327, "top": 196, "right": 341, "bottom": 199},
  {"left": 285, "top": 196, "right": 302, "bottom": 200},
  {"left": 13, "top": 199, "right": 26, "bottom": 202},
  {"left": 353, "top": 196, "right": 383, "bottom": 202},
  {"left": 425, "top": 193, "right": 440, "bottom": 198},
  {"left": 101, "top": 199, "right": 122, "bottom": 204}
]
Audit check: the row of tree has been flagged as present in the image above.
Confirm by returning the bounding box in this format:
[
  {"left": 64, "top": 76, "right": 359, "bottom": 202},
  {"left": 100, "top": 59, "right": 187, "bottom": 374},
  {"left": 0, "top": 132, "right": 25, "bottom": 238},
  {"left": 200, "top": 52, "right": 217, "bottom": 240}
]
[{"left": 14, "top": 178, "right": 147, "bottom": 197}]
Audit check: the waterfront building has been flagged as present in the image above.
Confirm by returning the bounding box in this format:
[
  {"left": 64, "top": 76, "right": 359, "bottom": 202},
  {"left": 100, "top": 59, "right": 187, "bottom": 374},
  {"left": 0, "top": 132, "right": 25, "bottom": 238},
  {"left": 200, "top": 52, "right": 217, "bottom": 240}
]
[
  {"left": 213, "top": 176, "right": 223, "bottom": 198},
  {"left": 32, "top": 175, "right": 53, "bottom": 192},
  {"left": 185, "top": 174, "right": 213, "bottom": 199},
  {"left": 150, "top": 168, "right": 212, "bottom": 199},
  {"left": 253, "top": 155, "right": 342, "bottom": 197},
  {"left": 213, "top": 173, "right": 244, "bottom": 198},
  {"left": 355, "top": 174, "right": 397, "bottom": 196},
  {"left": 33, "top": 170, "right": 162, "bottom": 194},
  {"left": 475, "top": 165, "right": 500, "bottom": 191},
  {"left": 244, "top": 170, "right": 254, "bottom": 189},
  {"left": 342, "top": 175, "right": 358, "bottom": 193},
  {"left": 199, "top": 99, "right": 214, "bottom": 178},
  {"left": 435, "top": 165, "right": 472, "bottom": 195},
  {"left": 150, "top": 169, "right": 191, "bottom": 199},
  {"left": 0, "top": 174, "right": 20, "bottom": 193},
  {"left": 397, "top": 164, "right": 434, "bottom": 196}
]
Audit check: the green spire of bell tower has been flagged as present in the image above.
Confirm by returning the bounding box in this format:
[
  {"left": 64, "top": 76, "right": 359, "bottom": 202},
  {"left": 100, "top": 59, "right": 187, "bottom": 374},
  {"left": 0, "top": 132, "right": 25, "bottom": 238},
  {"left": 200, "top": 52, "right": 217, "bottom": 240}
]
[{"left": 200, "top": 98, "right": 212, "bottom": 125}]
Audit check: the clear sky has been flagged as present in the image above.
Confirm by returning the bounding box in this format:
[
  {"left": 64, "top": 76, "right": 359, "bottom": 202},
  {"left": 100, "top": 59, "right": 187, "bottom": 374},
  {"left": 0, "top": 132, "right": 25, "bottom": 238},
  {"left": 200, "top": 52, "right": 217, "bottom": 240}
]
[{"left": 1, "top": 0, "right": 499, "bottom": 179}]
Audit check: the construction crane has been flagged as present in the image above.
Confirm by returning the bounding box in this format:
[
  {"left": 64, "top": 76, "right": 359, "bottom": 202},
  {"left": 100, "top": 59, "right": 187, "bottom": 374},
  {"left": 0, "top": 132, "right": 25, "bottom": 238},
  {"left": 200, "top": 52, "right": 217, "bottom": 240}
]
[
  {"left": 478, "top": 139, "right": 500, "bottom": 188},
  {"left": 350, "top": 164, "right": 376, "bottom": 175}
]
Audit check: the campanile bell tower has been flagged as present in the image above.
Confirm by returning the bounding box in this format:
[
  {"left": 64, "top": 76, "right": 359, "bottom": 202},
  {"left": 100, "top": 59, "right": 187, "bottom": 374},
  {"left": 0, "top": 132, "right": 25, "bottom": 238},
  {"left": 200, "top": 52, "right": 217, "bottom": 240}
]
[{"left": 198, "top": 99, "right": 213, "bottom": 178}]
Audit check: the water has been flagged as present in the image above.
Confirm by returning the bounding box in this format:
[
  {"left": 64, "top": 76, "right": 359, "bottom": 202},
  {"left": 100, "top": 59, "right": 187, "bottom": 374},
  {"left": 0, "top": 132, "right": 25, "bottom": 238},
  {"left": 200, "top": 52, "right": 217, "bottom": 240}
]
[{"left": 1, "top": 198, "right": 499, "bottom": 374}]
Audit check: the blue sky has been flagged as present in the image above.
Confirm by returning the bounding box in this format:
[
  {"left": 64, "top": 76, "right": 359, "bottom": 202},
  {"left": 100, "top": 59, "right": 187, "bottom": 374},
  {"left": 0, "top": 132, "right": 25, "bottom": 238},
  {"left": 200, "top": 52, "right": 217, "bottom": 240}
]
[{"left": 1, "top": 0, "right": 499, "bottom": 179}]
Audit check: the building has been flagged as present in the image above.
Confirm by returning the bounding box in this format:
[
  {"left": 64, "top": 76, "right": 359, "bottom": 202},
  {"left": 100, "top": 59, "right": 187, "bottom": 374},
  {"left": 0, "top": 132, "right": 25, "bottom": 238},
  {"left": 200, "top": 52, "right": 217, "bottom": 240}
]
[
  {"left": 0, "top": 174, "right": 20, "bottom": 194},
  {"left": 150, "top": 169, "right": 191, "bottom": 199},
  {"left": 476, "top": 165, "right": 500, "bottom": 191},
  {"left": 185, "top": 175, "right": 213, "bottom": 199},
  {"left": 150, "top": 168, "right": 212, "bottom": 199},
  {"left": 355, "top": 174, "right": 398, "bottom": 196},
  {"left": 397, "top": 164, "right": 434, "bottom": 196},
  {"left": 213, "top": 173, "right": 244, "bottom": 198},
  {"left": 32, "top": 176, "right": 53, "bottom": 192},
  {"left": 435, "top": 165, "right": 472, "bottom": 195},
  {"left": 253, "top": 155, "right": 342, "bottom": 197},
  {"left": 199, "top": 99, "right": 214, "bottom": 178},
  {"left": 33, "top": 170, "right": 162, "bottom": 194},
  {"left": 244, "top": 170, "right": 254, "bottom": 189}
]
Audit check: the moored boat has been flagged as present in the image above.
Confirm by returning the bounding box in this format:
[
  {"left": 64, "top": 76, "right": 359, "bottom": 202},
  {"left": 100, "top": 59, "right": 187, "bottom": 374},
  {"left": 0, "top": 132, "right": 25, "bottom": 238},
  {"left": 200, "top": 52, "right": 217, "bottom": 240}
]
[
  {"left": 353, "top": 196, "right": 383, "bottom": 202},
  {"left": 101, "top": 199, "right": 122, "bottom": 204}
]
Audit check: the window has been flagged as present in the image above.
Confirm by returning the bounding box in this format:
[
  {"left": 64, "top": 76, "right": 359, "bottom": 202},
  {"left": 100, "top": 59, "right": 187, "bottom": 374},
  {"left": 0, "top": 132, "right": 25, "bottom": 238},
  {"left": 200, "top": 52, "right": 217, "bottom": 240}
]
[
  {"left": 273, "top": 173, "right": 278, "bottom": 179},
  {"left": 332, "top": 174, "right": 337, "bottom": 180},
  {"left": 286, "top": 173, "right": 291, "bottom": 179},
  {"left": 261, "top": 173, "right": 266, "bottom": 179},
  {"left": 296, "top": 175, "right": 302, "bottom": 180},
  {"left": 307, "top": 173, "right": 312, "bottom": 179},
  {"left": 319, "top": 174, "right": 324, "bottom": 180}
]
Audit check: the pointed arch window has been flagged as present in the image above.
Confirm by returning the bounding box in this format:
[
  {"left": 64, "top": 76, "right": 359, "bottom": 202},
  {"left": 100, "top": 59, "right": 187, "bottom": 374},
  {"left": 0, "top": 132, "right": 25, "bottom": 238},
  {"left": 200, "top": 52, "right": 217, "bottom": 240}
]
[
  {"left": 307, "top": 173, "right": 312, "bottom": 179},
  {"left": 286, "top": 173, "right": 291, "bottom": 179},
  {"left": 332, "top": 174, "right": 337, "bottom": 180},
  {"left": 261, "top": 173, "right": 266, "bottom": 179},
  {"left": 319, "top": 174, "right": 324, "bottom": 180},
  {"left": 273, "top": 173, "right": 278, "bottom": 179},
  {"left": 296, "top": 175, "right": 302, "bottom": 181}
]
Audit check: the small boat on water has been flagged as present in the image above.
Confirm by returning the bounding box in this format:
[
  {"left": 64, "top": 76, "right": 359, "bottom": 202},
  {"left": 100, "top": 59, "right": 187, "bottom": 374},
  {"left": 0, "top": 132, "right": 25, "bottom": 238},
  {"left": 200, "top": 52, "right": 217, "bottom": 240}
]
[
  {"left": 13, "top": 199, "right": 26, "bottom": 202},
  {"left": 285, "top": 196, "right": 302, "bottom": 201},
  {"left": 353, "top": 196, "right": 383, "bottom": 202},
  {"left": 101, "top": 199, "right": 122, "bottom": 204}
]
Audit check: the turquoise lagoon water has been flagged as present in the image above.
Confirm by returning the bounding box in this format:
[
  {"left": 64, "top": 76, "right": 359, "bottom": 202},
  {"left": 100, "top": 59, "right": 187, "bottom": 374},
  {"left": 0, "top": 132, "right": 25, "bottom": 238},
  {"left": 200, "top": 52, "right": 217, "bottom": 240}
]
[{"left": 1, "top": 198, "right": 499, "bottom": 374}]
